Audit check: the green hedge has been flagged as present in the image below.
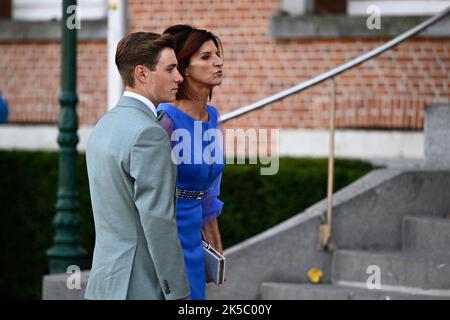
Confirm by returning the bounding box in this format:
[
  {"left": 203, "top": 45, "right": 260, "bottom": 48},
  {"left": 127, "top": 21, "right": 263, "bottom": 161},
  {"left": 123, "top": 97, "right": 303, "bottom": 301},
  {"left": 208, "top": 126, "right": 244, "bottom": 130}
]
[
  {"left": 219, "top": 158, "right": 375, "bottom": 249},
  {"left": 0, "top": 151, "right": 373, "bottom": 299}
]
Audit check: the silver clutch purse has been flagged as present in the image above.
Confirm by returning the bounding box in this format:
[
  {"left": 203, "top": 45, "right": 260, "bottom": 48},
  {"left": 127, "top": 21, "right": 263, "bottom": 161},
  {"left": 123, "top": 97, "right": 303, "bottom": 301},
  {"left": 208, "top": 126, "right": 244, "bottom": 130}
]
[{"left": 202, "top": 240, "right": 226, "bottom": 285}]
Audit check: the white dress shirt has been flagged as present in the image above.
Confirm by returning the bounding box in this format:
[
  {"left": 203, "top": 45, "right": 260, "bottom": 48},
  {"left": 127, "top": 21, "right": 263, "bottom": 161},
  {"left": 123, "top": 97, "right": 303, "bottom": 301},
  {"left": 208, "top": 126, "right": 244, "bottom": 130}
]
[{"left": 123, "top": 91, "right": 158, "bottom": 117}]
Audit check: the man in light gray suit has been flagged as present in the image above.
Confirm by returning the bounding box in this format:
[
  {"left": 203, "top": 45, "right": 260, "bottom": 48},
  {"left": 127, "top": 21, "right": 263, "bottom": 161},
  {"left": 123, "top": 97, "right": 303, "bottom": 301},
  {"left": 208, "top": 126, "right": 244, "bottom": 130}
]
[{"left": 85, "top": 32, "right": 189, "bottom": 299}]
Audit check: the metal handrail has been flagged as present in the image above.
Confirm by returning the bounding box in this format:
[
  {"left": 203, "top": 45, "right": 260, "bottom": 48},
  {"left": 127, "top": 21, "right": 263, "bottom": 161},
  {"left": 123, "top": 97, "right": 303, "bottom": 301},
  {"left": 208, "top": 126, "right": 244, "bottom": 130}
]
[
  {"left": 220, "top": 6, "right": 450, "bottom": 123},
  {"left": 219, "top": 6, "right": 450, "bottom": 250}
]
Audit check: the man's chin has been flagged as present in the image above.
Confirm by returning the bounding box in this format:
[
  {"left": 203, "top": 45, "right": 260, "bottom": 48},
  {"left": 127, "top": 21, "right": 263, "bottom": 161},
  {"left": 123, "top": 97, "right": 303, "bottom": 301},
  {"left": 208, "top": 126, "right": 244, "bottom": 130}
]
[{"left": 159, "top": 94, "right": 177, "bottom": 104}]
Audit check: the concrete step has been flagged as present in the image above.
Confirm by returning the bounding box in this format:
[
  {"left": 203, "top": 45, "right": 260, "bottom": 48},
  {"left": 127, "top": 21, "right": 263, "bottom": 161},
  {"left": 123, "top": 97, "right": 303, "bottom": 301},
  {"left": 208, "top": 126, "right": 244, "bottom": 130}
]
[
  {"left": 402, "top": 216, "right": 450, "bottom": 254},
  {"left": 332, "top": 250, "right": 450, "bottom": 290},
  {"left": 260, "top": 282, "right": 450, "bottom": 300}
]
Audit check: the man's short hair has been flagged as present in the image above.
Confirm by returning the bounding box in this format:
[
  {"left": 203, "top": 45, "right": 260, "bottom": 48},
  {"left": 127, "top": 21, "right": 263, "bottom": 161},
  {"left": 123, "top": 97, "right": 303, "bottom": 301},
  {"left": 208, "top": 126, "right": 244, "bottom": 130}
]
[{"left": 115, "top": 32, "right": 175, "bottom": 87}]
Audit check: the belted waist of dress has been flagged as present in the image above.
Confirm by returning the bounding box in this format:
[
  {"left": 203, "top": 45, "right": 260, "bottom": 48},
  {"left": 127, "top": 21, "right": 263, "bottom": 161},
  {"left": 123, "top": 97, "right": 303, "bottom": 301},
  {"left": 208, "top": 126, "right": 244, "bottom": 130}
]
[{"left": 176, "top": 188, "right": 209, "bottom": 200}]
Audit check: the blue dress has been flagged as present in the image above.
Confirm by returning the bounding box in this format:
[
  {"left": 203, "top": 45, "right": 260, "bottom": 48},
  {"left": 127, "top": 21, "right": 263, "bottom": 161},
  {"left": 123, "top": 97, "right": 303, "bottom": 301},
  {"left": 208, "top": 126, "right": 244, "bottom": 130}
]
[{"left": 157, "top": 103, "right": 225, "bottom": 300}]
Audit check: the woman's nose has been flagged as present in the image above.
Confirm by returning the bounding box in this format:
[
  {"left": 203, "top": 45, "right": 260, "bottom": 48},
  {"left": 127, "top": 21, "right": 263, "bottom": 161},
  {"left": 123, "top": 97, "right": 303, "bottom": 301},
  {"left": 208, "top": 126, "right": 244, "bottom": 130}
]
[{"left": 214, "top": 56, "right": 224, "bottom": 67}]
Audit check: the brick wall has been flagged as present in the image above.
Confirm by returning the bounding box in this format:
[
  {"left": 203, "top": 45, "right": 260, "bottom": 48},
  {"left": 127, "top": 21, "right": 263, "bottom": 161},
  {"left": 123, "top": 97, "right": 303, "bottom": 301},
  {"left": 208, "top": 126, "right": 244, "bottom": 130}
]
[
  {"left": 0, "top": 41, "right": 107, "bottom": 125},
  {"left": 0, "top": 0, "right": 448, "bottom": 130}
]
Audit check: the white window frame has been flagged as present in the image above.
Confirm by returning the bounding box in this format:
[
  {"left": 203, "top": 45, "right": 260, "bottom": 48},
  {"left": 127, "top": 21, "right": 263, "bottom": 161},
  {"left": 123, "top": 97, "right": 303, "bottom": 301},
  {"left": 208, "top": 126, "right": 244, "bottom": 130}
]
[
  {"left": 348, "top": 0, "right": 450, "bottom": 16},
  {"left": 281, "top": 0, "right": 315, "bottom": 15},
  {"left": 12, "top": 0, "right": 107, "bottom": 21}
]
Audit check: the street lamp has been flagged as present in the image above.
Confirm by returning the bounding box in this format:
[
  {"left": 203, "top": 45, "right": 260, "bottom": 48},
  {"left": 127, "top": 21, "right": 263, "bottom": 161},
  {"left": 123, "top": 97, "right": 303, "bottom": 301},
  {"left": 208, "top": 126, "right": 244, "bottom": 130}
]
[{"left": 47, "top": 0, "right": 87, "bottom": 274}]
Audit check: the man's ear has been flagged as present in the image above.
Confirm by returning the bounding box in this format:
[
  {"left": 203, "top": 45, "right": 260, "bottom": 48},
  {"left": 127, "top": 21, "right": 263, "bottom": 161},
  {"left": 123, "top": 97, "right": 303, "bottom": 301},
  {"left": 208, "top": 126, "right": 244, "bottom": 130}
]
[{"left": 134, "top": 65, "right": 147, "bottom": 84}]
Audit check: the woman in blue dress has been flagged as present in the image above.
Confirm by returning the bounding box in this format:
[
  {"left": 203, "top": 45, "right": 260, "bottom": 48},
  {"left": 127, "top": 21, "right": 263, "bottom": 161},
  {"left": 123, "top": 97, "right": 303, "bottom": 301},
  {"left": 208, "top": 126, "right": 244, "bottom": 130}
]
[{"left": 157, "top": 25, "right": 225, "bottom": 300}]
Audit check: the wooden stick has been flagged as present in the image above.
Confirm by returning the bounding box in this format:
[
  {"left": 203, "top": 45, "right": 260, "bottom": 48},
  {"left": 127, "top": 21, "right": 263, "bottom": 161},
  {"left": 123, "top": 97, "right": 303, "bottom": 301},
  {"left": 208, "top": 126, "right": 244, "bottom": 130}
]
[{"left": 320, "top": 77, "right": 336, "bottom": 249}]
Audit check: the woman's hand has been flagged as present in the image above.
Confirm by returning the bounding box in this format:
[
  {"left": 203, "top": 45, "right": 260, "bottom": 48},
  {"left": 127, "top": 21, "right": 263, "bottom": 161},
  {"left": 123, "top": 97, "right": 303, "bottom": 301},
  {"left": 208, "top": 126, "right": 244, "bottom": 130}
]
[
  {"left": 203, "top": 217, "right": 223, "bottom": 284},
  {"left": 202, "top": 217, "right": 223, "bottom": 254}
]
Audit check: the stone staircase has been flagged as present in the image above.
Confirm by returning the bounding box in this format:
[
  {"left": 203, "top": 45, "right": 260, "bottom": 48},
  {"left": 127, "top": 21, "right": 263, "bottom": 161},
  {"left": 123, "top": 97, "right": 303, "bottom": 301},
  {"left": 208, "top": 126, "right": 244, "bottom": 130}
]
[{"left": 261, "top": 215, "right": 450, "bottom": 300}]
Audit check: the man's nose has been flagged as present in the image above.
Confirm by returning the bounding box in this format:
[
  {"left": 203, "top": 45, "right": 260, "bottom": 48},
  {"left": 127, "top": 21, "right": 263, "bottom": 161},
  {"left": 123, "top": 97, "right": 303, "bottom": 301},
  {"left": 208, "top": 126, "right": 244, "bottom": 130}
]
[{"left": 174, "top": 69, "right": 183, "bottom": 83}]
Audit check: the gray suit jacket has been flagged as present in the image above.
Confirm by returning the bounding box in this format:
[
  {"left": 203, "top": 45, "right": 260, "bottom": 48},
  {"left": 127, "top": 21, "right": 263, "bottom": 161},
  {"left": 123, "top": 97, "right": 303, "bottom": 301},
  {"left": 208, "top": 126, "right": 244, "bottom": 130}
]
[{"left": 84, "top": 96, "right": 190, "bottom": 300}]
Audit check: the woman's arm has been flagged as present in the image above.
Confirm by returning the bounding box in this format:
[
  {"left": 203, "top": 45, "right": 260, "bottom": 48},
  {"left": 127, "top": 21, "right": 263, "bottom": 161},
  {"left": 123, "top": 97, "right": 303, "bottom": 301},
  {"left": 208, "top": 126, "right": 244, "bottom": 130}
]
[
  {"left": 201, "top": 172, "right": 224, "bottom": 254},
  {"left": 202, "top": 217, "right": 223, "bottom": 254}
]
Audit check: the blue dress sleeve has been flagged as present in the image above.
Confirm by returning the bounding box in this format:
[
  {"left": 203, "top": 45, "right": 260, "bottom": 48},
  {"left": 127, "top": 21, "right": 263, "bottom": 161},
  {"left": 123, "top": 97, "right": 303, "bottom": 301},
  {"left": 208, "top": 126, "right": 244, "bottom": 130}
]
[
  {"left": 201, "top": 172, "right": 224, "bottom": 226},
  {"left": 159, "top": 112, "right": 174, "bottom": 138},
  {"left": 202, "top": 105, "right": 225, "bottom": 226}
]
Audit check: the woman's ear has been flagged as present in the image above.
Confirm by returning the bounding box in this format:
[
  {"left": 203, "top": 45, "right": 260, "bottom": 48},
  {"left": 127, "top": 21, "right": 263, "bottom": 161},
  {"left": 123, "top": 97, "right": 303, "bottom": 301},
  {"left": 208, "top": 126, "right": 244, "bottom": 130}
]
[{"left": 184, "top": 64, "right": 190, "bottom": 78}]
